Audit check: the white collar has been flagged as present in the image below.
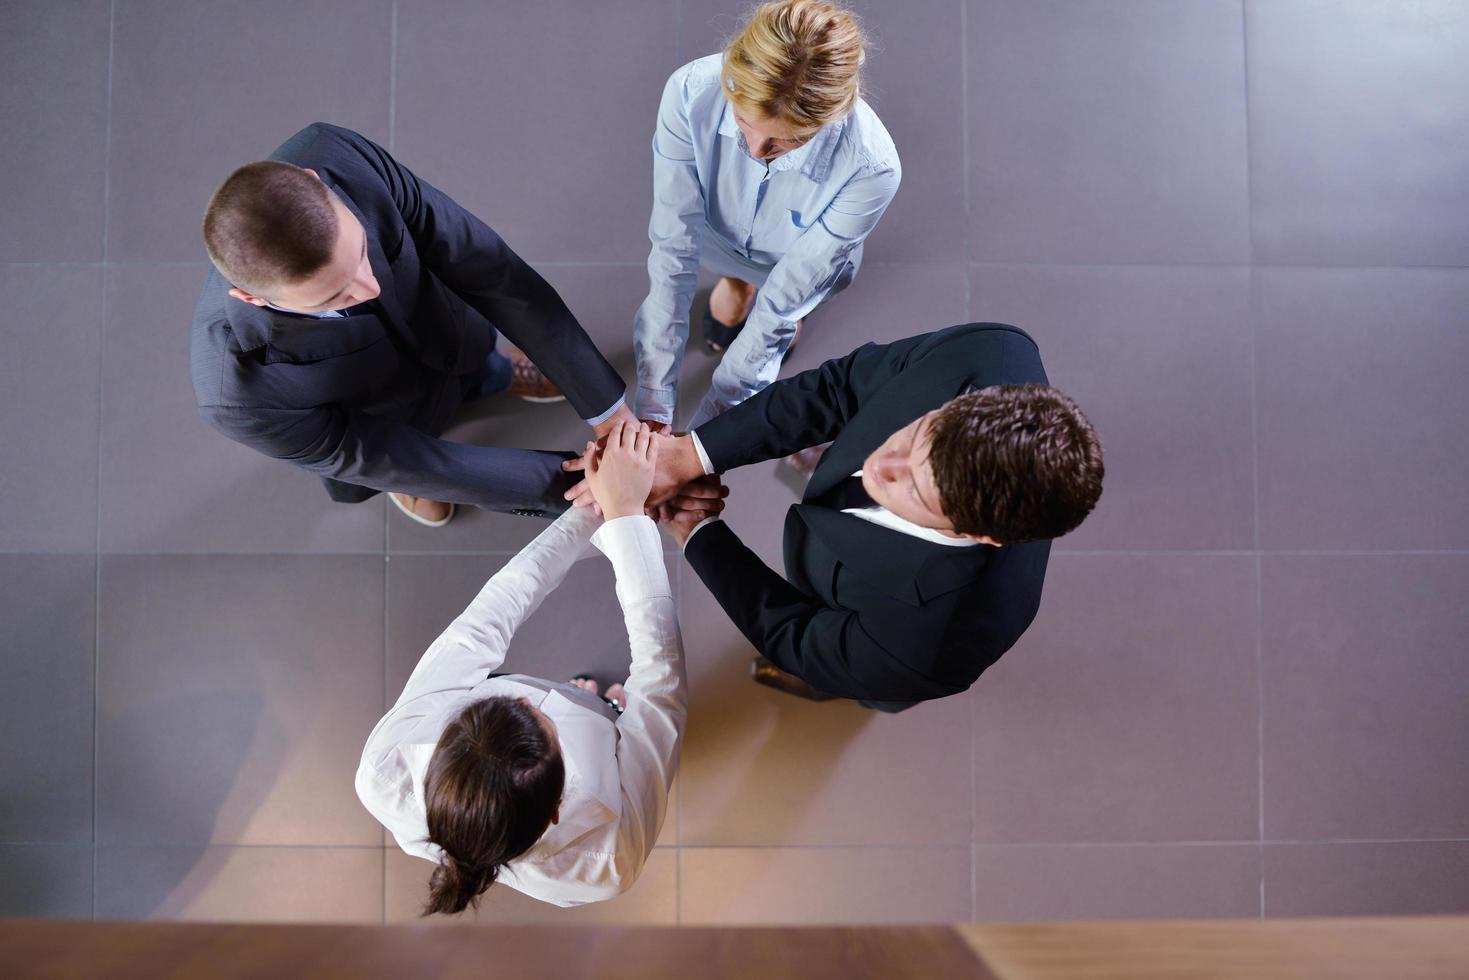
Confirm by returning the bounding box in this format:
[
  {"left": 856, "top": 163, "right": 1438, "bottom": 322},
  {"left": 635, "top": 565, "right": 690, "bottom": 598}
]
[
  {"left": 845, "top": 471, "right": 980, "bottom": 547},
  {"left": 716, "top": 99, "right": 829, "bottom": 176}
]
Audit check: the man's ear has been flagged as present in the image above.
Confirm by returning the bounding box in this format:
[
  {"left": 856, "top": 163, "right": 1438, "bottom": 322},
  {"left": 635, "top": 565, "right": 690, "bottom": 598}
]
[
  {"left": 227, "top": 287, "right": 269, "bottom": 307},
  {"left": 303, "top": 167, "right": 321, "bottom": 181},
  {"left": 966, "top": 533, "right": 1003, "bottom": 547}
]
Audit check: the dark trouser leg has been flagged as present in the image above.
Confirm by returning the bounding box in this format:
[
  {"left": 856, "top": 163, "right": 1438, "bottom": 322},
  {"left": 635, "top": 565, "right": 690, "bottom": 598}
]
[
  {"left": 319, "top": 345, "right": 510, "bottom": 506},
  {"left": 461, "top": 348, "right": 514, "bottom": 403},
  {"left": 321, "top": 477, "right": 380, "bottom": 504}
]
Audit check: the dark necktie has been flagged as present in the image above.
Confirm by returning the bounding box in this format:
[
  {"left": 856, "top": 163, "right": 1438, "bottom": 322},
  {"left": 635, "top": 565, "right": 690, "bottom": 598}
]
[{"left": 820, "top": 475, "right": 877, "bottom": 512}]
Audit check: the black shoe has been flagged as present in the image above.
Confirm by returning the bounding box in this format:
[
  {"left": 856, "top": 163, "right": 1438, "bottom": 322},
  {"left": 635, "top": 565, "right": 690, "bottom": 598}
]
[
  {"left": 702, "top": 304, "right": 747, "bottom": 353},
  {"left": 750, "top": 655, "right": 839, "bottom": 702}
]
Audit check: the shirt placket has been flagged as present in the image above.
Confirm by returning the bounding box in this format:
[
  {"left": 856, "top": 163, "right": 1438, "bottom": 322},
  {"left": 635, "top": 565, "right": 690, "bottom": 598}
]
[{"left": 733, "top": 131, "right": 773, "bottom": 258}]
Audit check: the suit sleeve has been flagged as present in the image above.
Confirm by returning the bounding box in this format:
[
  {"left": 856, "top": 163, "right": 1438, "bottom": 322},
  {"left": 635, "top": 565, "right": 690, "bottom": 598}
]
[
  {"left": 691, "top": 323, "right": 1032, "bottom": 472},
  {"left": 201, "top": 400, "right": 576, "bottom": 513},
  {"left": 684, "top": 519, "right": 934, "bottom": 702},
  {"left": 692, "top": 330, "right": 934, "bottom": 472},
  {"left": 324, "top": 125, "right": 626, "bottom": 422}
]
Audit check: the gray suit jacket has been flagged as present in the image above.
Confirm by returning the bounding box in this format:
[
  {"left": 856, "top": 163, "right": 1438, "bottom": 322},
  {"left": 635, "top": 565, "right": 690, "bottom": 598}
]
[{"left": 190, "top": 123, "right": 625, "bottom": 514}]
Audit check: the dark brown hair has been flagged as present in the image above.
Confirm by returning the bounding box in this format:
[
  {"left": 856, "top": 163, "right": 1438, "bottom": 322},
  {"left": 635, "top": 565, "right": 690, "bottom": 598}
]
[
  {"left": 201, "top": 160, "right": 337, "bottom": 296},
  {"left": 421, "top": 696, "right": 564, "bottom": 916},
  {"left": 927, "top": 384, "right": 1103, "bottom": 543}
]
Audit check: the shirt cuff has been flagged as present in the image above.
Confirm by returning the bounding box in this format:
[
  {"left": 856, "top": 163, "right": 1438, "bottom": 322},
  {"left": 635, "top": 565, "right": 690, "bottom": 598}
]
[
  {"left": 584, "top": 394, "right": 627, "bottom": 428},
  {"left": 681, "top": 515, "right": 722, "bottom": 551},
  {"left": 688, "top": 430, "right": 715, "bottom": 476},
  {"left": 634, "top": 386, "right": 677, "bottom": 426},
  {"left": 591, "top": 515, "right": 671, "bottom": 602}
]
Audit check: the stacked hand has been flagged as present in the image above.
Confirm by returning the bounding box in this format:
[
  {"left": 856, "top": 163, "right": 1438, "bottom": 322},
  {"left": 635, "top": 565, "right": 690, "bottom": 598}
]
[
  {"left": 580, "top": 420, "right": 658, "bottom": 520},
  {"left": 564, "top": 424, "right": 730, "bottom": 537}
]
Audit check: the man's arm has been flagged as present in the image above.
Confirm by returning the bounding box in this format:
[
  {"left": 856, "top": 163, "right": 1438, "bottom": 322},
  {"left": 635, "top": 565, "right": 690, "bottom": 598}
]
[
  {"left": 692, "top": 323, "right": 1029, "bottom": 473},
  {"left": 683, "top": 520, "right": 938, "bottom": 702},
  {"left": 689, "top": 330, "right": 929, "bottom": 472},
  {"left": 322, "top": 124, "right": 627, "bottom": 423},
  {"left": 203, "top": 401, "right": 577, "bottom": 513}
]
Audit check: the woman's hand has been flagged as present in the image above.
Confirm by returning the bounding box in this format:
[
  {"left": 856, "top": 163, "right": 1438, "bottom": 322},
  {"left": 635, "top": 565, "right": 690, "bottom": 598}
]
[{"left": 583, "top": 420, "right": 658, "bottom": 520}]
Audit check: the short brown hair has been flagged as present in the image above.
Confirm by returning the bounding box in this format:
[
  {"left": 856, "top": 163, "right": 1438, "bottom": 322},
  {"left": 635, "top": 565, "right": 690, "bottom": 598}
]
[
  {"left": 928, "top": 385, "right": 1104, "bottom": 543},
  {"left": 201, "top": 160, "right": 337, "bottom": 295},
  {"left": 721, "top": 0, "right": 866, "bottom": 133},
  {"left": 421, "top": 697, "right": 564, "bottom": 916}
]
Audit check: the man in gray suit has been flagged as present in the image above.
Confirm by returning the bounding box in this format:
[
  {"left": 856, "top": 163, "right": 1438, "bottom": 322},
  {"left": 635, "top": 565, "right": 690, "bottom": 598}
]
[{"left": 191, "top": 122, "right": 635, "bottom": 525}]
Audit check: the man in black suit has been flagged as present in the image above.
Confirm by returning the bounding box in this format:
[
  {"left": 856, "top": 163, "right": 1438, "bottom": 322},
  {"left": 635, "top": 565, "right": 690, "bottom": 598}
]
[
  {"left": 191, "top": 122, "right": 635, "bottom": 525},
  {"left": 573, "top": 324, "right": 1103, "bottom": 712}
]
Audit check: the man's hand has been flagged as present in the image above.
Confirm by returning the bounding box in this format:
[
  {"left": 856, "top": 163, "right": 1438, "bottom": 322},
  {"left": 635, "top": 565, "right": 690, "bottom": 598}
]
[
  {"left": 664, "top": 474, "right": 728, "bottom": 521},
  {"left": 663, "top": 511, "right": 699, "bottom": 548},
  {"left": 591, "top": 402, "right": 639, "bottom": 442},
  {"left": 564, "top": 430, "right": 705, "bottom": 510},
  {"left": 657, "top": 475, "right": 727, "bottom": 548},
  {"left": 647, "top": 433, "right": 707, "bottom": 508},
  {"left": 583, "top": 420, "right": 657, "bottom": 520}
]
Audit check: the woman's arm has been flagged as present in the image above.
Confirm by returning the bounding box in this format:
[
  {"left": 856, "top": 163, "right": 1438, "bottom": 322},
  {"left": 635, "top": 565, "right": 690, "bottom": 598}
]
[
  {"left": 385, "top": 506, "right": 600, "bottom": 713},
  {"left": 592, "top": 515, "right": 686, "bottom": 885},
  {"left": 632, "top": 65, "right": 711, "bottom": 425},
  {"left": 689, "top": 162, "right": 901, "bottom": 427}
]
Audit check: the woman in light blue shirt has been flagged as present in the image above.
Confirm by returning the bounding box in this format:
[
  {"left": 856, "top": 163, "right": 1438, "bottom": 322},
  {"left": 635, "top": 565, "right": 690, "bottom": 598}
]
[{"left": 633, "top": 0, "right": 901, "bottom": 429}]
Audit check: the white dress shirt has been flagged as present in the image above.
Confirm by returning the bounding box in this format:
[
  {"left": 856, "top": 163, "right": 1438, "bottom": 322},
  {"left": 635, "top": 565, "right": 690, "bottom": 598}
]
[
  {"left": 355, "top": 507, "right": 686, "bottom": 907},
  {"left": 633, "top": 54, "right": 901, "bottom": 428}
]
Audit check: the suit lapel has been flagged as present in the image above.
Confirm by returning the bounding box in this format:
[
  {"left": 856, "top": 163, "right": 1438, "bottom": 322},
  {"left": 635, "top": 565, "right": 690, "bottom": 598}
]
[
  {"left": 794, "top": 358, "right": 998, "bottom": 605},
  {"left": 258, "top": 310, "right": 388, "bottom": 364},
  {"left": 804, "top": 358, "right": 978, "bottom": 501},
  {"left": 791, "top": 505, "right": 992, "bottom": 605},
  {"left": 324, "top": 180, "right": 411, "bottom": 336}
]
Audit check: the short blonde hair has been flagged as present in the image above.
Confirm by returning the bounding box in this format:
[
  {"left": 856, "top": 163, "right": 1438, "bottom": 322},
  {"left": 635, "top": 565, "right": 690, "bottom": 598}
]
[{"left": 721, "top": 0, "right": 866, "bottom": 134}]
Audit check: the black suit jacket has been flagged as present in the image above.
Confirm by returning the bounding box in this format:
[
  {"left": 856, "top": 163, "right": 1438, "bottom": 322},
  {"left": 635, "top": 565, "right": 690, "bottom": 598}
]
[
  {"left": 684, "top": 324, "right": 1051, "bottom": 704},
  {"left": 189, "top": 123, "right": 625, "bottom": 514}
]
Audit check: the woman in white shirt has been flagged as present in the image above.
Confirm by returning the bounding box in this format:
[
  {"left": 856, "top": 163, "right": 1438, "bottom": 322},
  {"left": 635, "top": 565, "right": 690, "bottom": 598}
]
[
  {"left": 355, "top": 421, "right": 685, "bottom": 913},
  {"left": 633, "top": 0, "right": 901, "bottom": 429}
]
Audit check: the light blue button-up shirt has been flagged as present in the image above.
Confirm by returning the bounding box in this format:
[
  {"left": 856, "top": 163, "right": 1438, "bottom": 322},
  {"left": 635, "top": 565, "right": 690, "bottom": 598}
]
[{"left": 633, "top": 54, "right": 901, "bottom": 427}]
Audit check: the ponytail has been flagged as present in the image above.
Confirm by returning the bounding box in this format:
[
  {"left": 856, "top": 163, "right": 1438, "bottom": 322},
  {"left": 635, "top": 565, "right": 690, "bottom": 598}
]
[
  {"left": 419, "top": 696, "right": 565, "bottom": 916},
  {"left": 424, "top": 853, "right": 498, "bottom": 916}
]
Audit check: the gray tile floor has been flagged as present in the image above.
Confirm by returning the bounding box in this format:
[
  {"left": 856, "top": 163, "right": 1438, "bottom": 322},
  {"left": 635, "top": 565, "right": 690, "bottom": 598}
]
[{"left": 1, "top": 0, "right": 1466, "bottom": 924}]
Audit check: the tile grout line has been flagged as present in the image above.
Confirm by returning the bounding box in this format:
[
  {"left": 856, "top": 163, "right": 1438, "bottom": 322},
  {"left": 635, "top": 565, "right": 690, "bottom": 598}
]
[
  {"left": 1255, "top": 549, "right": 1265, "bottom": 919},
  {"left": 381, "top": 535, "right": 390, "bottom": 923},
  {"left": 387, "top": 0, "right": 398, "bottom": 154},
  {"left": 1239, "top": 0, "right": 1266, "bottom": 920},
  {"left": 674, "top": 550, "right": 684, "bottom": 926},
  {"left": 15, "top": 547, "right": 1469, "bottom": 558},
  {"left": 960, "top": 0, "right": 978, "bottom": 923},
  {"left": 1241, "top": 0, "right": 1259, "bottom": 276},
  {"left": 15, "top": 838, "right": 1466, "bottom": 851},
  {"left": 9, "top": 259, "right": 1469, "bottom": 272},
  {"left": 93, "top": 0, "right": 118, "bottom": 921},
  {"left": 959, "top": 0, "right": 973, "bottom": 324}
]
